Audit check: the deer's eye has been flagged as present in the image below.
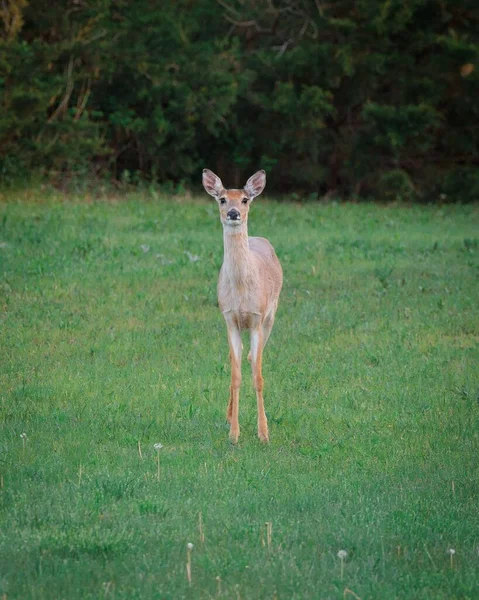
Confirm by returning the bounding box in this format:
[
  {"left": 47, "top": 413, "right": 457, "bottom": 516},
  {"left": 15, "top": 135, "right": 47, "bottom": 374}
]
[
  {"left": 220, "top": 198, "right": 227, "bottom": 205},
  {"left": 242, "top": 197, "right": 249, "bottom": 204}
]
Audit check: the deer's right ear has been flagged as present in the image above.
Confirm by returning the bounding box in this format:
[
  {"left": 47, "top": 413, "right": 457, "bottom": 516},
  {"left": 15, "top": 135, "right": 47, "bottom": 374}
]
[{"left": 202, "top": 169, "right": 224, "bottom": 198}]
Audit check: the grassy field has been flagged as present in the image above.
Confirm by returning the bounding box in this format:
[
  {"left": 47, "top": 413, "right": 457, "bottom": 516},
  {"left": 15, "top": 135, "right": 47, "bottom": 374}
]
[{"left": 1, "top": 190, "right": 478, "bottom": 599}]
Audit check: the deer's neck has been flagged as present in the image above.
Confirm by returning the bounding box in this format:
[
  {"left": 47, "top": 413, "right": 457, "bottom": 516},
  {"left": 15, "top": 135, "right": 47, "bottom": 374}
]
[{"left": 222, "top": 226, "right": 253, "bottom": 284}]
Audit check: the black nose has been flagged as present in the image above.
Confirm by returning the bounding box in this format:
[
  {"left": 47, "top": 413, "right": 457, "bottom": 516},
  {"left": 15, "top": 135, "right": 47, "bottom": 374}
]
[{"left": 227, "top": 208, "right": 240, "bottom": 220}]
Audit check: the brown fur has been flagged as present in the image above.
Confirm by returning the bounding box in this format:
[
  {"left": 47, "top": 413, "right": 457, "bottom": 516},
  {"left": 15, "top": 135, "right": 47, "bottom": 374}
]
[{"left": 202, "top": 169, "right": 283, "bottom": 443}]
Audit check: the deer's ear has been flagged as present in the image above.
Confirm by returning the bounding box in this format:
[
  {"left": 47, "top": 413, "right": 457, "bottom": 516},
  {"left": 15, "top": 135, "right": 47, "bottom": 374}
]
[
  {"left": 244, "top": 170, "right": 266, "bottom": 200},
  {"left": 202, "top": 169, "right": 224, "bottom": 198}
]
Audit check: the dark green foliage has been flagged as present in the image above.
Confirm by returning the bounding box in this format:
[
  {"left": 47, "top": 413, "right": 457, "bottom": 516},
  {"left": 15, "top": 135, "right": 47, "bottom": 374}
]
[{"left": 0, "top": 0, "right": 478, "bottom": 200}]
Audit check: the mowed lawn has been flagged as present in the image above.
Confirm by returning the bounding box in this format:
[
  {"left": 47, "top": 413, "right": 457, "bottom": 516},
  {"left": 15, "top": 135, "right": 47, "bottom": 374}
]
[{"left": 1, "top": 191, "right": 478, "bottom": 599}]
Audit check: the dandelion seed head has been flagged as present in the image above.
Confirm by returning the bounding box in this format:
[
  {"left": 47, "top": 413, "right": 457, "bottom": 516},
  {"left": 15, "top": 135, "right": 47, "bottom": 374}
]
[
  {"left": 337, "top": 550, "right": 348, "bottom": 559},
  {"left": 187, "top": 542, "right": 194, "bottom": 551},
  {"left": 447, "top": 548, "right": 456, "bottom": 555},
  {"left": 20, "top": 433, "right": 27, "bottom": 439}
]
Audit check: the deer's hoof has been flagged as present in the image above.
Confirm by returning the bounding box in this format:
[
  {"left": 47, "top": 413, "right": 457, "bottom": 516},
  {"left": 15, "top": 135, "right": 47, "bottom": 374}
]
[
  {"left": 229, "top": 427, "right": 240, "bottom": 444},
  {"left": 258, "top": 429, "right": 269, "bottom": 443}
]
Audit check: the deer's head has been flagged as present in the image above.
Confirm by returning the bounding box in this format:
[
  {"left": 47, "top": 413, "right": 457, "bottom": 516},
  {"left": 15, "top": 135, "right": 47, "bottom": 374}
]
[{"left": 202, "top": 169, "right": 266, "bottom": 229}]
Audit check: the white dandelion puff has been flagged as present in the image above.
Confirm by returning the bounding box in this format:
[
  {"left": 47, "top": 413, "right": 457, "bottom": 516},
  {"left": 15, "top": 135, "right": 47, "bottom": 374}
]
[
  {"left": 337, "top": 550, "right": 347, "bottom": 580},
  {"left": 447, "top": 548, "right": 456, "bottom": 568},
  {"left": 186, "top": 542, "right": 194, "bottom": 584},
  {"left": 154, "top": 443, "right": 163, "bottom": 481}
]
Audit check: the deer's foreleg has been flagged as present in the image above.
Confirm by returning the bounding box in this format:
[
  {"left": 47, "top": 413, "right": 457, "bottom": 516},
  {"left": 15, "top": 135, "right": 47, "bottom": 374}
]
[
  {"left": 250, "top": 326, "right": 268, "bottom": 442},
  {"left": 226, "top": 322, "right": 242, "bottom": 443}
]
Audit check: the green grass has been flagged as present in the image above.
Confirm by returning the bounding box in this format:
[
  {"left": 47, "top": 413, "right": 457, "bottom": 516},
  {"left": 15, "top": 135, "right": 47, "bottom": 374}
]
[{"left": 1, "top": 190, "right": 478, "bottom": 599}]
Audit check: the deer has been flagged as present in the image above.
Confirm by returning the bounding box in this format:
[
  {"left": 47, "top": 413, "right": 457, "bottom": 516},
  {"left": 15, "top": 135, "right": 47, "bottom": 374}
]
[{"left": 202, "top": 169, "right": 283, "bottom": 444}]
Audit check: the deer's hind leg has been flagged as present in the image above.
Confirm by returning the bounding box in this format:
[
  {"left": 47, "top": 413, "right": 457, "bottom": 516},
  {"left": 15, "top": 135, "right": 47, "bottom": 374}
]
[
  {"left": 261, "top": 312, "right": 276, "bottom": 350},
  {"left": 247, "top": 312, "right": 275, "bottom": 363}
]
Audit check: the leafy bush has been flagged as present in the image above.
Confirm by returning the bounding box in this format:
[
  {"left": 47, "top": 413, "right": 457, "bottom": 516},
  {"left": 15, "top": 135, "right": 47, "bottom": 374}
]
[
  {"left": 0, "top": 0, "right": 478, "bottom": 201},
  {"left": 376, "top": 169, "right": 417, "bottom": 202}
]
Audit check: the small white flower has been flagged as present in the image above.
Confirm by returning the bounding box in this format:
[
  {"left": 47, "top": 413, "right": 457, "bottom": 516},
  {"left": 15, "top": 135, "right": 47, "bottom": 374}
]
[
  {"left": 156, "top": 254, "right": 174, "bottom": 265},
  {"left": 140, "top": 244, "right": 150, "bottom": 253},
  {"left": 337, "top": 550, "right": 348, "bottom": 559},
  {"left": 20, "top": 433, "right": 27, "bottom": 439},
  {"left": 153, "top": 443, "right": 163, "bottom": 451},
  {"left": 184, "top": 251, "right": 200, "bottom": 263},
  {"left": 187, "top": 542, "right": 194, "bottom": 551},
  {"left": 447, "top": 548, "right": 456, "bottom": 555}
]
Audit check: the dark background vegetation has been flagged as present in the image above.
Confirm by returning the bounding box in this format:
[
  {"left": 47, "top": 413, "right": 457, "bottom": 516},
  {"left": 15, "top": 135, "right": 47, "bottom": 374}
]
[{"left": 0, "top": 0, "right": 478, "bottom": 201}]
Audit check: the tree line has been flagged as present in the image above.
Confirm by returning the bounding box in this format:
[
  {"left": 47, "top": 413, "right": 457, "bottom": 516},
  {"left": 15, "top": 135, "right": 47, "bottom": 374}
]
[{"left": 1, "top": 0, "right": 478, "bottom": 200}]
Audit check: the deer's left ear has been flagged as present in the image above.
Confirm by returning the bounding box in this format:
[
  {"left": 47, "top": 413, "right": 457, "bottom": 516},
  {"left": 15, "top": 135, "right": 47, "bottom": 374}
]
[{"left": 244, "top": 170, "right": 266, "bottom": 200}]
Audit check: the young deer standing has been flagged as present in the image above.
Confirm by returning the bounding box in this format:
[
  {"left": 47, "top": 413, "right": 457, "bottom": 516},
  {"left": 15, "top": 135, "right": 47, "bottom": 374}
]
[{"left": 202, "top": 169, "right": 283, "bottom": 443}]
